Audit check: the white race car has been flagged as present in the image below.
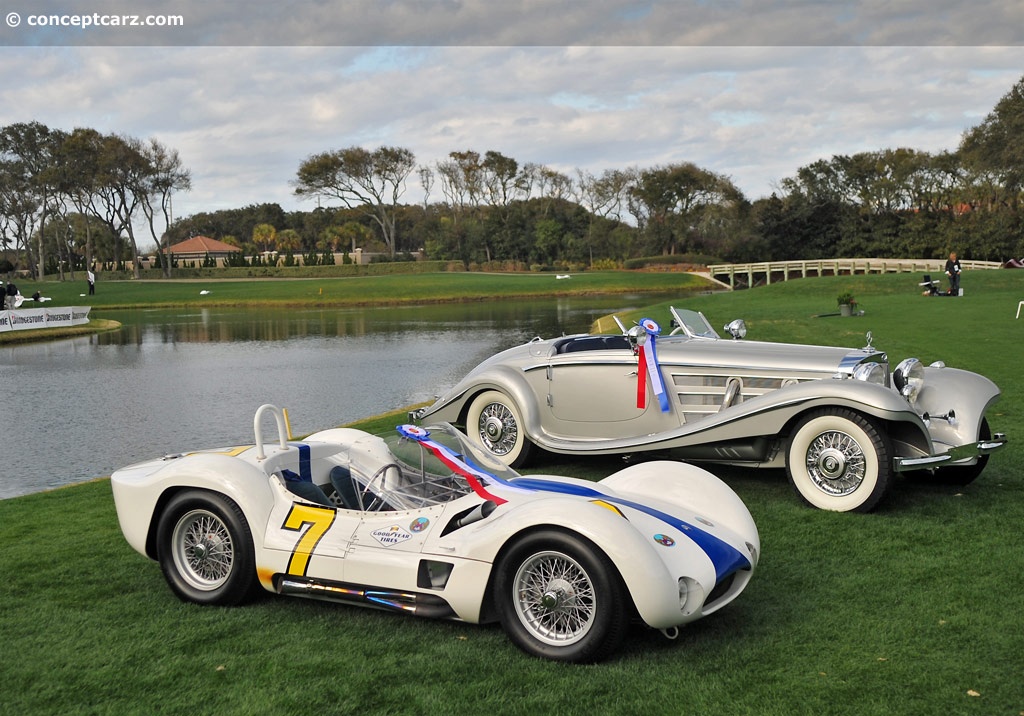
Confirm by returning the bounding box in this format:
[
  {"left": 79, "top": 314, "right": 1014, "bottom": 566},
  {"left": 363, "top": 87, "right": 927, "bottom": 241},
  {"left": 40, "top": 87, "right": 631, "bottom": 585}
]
[{"left": 112, "top": 404, "right": 760, "bottom": 663}]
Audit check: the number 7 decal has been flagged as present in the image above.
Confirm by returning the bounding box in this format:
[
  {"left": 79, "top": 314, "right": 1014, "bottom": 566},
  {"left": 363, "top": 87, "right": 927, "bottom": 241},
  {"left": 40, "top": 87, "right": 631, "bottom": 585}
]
[{"left": 282, "top": 504, "right": 337, "bottom": 576}]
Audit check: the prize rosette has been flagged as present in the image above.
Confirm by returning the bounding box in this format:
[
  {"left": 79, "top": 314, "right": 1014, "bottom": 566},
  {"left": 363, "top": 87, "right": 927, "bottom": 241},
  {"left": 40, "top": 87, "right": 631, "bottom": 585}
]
[{"left": 636, "top": 318, "right": 670, "bottom": 412}]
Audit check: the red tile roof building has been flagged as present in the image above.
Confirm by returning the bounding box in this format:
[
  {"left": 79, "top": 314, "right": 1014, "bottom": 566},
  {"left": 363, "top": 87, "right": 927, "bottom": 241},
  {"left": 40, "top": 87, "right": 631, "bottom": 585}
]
[{"left": 166, "top": 235, "right": 241, "bottom": 259}]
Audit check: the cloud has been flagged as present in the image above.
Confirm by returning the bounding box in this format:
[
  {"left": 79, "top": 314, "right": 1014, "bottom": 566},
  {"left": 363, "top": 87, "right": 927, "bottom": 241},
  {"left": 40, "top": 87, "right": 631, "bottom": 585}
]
[
  {"left": 3, "top": 0, "right": 1023, "bottom": 46},
  {"left": 0, "top": 42, "right": 1022, "bottom": 225}
]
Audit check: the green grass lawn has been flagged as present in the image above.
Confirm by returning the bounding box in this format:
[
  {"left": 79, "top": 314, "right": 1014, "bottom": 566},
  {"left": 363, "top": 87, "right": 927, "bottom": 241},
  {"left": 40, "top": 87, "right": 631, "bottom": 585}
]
[
  {"left": 13, "top": 270, "right": 710, "bottom": 310},
  {"left": 2, "top": 270, "right": 1022, "bottom": 715}
]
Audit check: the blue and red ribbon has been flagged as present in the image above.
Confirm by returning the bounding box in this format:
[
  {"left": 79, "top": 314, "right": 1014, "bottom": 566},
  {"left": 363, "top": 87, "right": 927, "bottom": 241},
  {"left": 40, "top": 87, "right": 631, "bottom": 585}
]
[
  {"left": 636, "top": 318, "right": 671, "bottom": 412},
  {"left": 396, "top": 425, "right": 508, "bottom": 505}
]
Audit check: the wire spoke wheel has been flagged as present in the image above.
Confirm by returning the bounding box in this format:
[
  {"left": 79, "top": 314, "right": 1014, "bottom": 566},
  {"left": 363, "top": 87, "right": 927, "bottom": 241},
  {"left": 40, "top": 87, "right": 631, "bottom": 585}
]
[
  {"left": 786, "top": 408, "right": 892, "bottom": 512},
  {"left": 466, "top": 390, "right": 534, "bottom": 467},
  {"left": 495, "top": 531, "right": 627, "bottom": 662},
  {"left": 157, "top": 490, "right": 258, "bottom": 605},
  {"left": 172, "top": 509, "right": 235, "bottom": 591},
  {"left": 804, "top": 429, "right": 867, "bottom": 497},
  {"left": 513, "top": 550, "right": 597, "bottom": 646},
  {"left": 479, "top": 402, "right": 519, "bottom": 457}
]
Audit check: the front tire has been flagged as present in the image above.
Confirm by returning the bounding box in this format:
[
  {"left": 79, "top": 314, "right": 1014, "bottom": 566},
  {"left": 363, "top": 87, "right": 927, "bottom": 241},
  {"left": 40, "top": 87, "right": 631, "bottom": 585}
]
[
  {"left": 466, "top": 390, "right": 534, "bottom": 467},
  {"left": 786, "top": 408, "right": 893, "bottom": 512},
  {"left": 157, "top": 490, "right": 258, "bottom": 605},
  {"left": 932, "top": 418, "right": 992, "bottom": 486},
  {"left": 494, "top": 531, "right": 628, "bottom": 663}
]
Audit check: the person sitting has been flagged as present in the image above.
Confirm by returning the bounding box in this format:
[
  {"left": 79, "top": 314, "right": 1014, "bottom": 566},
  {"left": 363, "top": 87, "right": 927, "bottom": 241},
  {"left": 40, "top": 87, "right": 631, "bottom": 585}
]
[
  {"left": 5, "top": 281, "right": 18, "bottom": 310},
  {"left": 919, "top": 275, "right": 941, "bottom": 296}
]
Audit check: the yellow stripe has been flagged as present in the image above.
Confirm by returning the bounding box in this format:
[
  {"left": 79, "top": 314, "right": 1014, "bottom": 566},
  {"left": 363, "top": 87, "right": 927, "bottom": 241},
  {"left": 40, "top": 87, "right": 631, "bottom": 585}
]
[
  {"left": 187, "top": 445, "right": 253, "bottom": 457},
  {"left": 590, "top": 499, "right": 626, "bottom": 518}
]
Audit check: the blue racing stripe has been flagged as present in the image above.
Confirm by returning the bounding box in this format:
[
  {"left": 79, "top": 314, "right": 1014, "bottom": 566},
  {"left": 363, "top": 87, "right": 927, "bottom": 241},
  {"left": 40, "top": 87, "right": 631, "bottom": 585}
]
[
  {"left": 295, "top": 443, "right": 312, "bottom": 482},
  {"left": 509, "top": 477, "right": 751, "bottom": 582}
]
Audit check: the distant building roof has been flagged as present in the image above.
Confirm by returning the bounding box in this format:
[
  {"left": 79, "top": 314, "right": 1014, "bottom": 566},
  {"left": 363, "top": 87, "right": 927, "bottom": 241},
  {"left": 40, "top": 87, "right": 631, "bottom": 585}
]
[{"left": 167, "top": 235, "right": 240, "bottom": 256}]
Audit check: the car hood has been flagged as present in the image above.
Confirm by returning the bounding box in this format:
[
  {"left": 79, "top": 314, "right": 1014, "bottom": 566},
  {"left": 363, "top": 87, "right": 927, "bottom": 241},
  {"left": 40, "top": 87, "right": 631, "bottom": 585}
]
[
  {"left": 654, "top": 335, "right": 883, "bottom": 375},
  {"left": 476, "top": 333, "right": 881, "bottom": 375}
]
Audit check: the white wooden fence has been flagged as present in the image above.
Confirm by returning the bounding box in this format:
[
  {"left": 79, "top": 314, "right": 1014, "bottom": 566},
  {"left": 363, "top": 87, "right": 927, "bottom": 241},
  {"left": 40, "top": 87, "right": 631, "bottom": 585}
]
[{"left": 707, "top": 258, "right": 1002, "bottom": 289}]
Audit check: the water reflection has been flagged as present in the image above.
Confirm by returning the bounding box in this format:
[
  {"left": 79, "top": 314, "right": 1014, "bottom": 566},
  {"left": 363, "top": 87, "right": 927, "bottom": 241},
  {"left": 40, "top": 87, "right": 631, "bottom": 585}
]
[
  {"left": 1, "top": 293, "right": 674, "bottom": 499},
  {"left": 100, "top": 297, "right": 642, "bottom": 345}
]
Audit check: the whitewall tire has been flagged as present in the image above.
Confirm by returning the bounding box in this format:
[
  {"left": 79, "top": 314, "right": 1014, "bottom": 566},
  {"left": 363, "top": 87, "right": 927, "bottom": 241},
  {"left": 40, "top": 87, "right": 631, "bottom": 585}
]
[{"left": 786, "top": 408, "right": 893, "bottom": 512}]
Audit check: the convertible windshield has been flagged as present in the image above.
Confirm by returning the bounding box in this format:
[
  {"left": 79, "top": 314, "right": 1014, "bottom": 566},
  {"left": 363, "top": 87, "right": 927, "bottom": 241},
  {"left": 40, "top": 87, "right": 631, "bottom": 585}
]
[
  {"left": 669, "top": 307, "right": 721, "bottom": 339},
  {"left": 346, "top": 423, "right": 519, "bottom": 511}
]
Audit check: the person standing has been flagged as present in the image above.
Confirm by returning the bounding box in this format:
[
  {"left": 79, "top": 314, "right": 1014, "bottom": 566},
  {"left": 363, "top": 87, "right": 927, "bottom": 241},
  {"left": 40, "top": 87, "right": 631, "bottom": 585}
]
[
  {"left": 87, "top": 269, "right": 95, "bottom": 295},
  {"left": 944, "top": 252, "right": 962, "bottom": 296}
]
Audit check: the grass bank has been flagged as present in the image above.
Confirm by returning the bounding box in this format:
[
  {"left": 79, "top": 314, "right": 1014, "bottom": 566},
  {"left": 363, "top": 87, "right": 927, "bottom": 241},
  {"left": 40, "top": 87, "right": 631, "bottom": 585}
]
[
  {"left": 14, "top": 270, "right": 713, "bottom": 310},
  {"left": 1, "top": 270, "right": 1022, "bottom": 714},
  {"left": 1, "top": 270, "right": 710, "bottom": 345},
  {"left": 0, "top": 318, "right": 121, "bottom": 344}
]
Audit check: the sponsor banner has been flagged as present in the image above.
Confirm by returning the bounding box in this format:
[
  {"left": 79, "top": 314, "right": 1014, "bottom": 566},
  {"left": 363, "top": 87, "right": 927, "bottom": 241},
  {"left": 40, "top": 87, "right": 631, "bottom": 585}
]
[{"left": 0, "top": 306, "right": 92, "bottom": 333}]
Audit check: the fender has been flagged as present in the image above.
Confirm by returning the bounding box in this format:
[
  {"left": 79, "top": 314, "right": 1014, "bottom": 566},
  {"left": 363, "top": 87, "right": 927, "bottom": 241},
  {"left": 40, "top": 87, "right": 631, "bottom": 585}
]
[
  {"left": 600, "top": 461, "right": 759, "bottom": 551},
  {"left": 433, "top": 492, "right": 729, "bottom": 628},
  {"left": 112, "top": 452, "right": 277, "bottom": 560},
  {"left": 915, "top": 366, "right": 1001, "bottom": 448},
  {"left": 424, "top": 363, "right": 546, "bottom": 432}
]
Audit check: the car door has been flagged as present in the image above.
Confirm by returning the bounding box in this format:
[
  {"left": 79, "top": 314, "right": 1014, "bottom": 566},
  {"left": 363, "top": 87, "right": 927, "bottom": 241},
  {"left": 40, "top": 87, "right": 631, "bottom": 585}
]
[
  {"left": 544, "top": 338, "right": 678, "bottom": 438},
  {"left": 342, "top": 505, "right": 447, "bottom": 589},
  {"left": 264, "top": 496, "right": 360, "bottom": 583}
]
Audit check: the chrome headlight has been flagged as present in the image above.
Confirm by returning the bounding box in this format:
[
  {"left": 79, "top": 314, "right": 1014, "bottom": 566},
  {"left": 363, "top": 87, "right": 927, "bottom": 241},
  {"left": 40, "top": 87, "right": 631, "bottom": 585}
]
[
  {"left": 893, "top": 357, "right": 924, "bottom": 403},
  {"left": 852, "top": 361, "right": 886, "bottom": 385},
  {"left": 723, "top": 319, "right": 747, "bottom": 340}
]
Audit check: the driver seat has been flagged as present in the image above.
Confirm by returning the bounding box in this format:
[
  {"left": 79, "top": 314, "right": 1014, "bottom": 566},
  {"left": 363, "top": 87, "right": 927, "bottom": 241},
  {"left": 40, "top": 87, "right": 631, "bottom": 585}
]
[
  {"left": 281, "top": 469, "right": 333, "bottom": 507},
  {"left": 329, "top": 466, "right": 360, "bottom": 510}
]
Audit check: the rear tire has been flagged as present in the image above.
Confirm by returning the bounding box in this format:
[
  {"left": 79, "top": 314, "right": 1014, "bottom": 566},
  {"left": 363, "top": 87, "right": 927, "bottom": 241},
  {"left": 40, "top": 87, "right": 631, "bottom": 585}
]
[
  {"left": 466, "top": 390, "right": 535, "bottom": 468},
  {"left": 157, "top": 490, "right": 258, "bottom": 605},
  {"left": 786, "top": 408, "right": 892, "bottom": 512}
]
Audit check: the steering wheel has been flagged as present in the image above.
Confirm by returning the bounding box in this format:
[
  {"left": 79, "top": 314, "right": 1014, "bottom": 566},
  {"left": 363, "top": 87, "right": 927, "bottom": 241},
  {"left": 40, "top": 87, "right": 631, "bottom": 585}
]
[{"left": 360, "top": 463, "right": 401, "bottom": 511}]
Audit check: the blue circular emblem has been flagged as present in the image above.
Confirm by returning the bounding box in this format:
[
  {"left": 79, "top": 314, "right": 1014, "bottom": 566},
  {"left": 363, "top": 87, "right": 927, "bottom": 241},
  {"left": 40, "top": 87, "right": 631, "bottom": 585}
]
[
  {"left": 653, "top": 533, "right": 675, "bottom": 547},
  {"left": 410, "top": 517, "right": 430, "bottom": 533},
  {"left": 640, "top": 318, "right": 661, "bottom": 335},
  {"left": 397, "top": 424, "right": 430, "bottom": 440}
]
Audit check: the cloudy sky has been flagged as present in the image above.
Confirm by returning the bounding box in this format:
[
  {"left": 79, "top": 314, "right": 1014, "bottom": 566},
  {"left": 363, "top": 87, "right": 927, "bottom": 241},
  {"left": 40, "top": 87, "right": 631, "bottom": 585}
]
[{"left": 1, "top": 1, "right": 1022, "bottom": 226}]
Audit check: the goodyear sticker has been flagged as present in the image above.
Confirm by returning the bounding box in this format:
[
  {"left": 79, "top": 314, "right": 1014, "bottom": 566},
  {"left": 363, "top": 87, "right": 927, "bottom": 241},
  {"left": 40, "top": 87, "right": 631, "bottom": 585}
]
[{"left": 372, "top": 525, "right": 413, "bottom": 546}]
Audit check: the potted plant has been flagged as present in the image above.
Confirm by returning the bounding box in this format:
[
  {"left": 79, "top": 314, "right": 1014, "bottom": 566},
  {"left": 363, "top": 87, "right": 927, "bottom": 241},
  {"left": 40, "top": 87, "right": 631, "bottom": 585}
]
[{"left": 837, "top": 292, "right": 856, "bottom": 317}]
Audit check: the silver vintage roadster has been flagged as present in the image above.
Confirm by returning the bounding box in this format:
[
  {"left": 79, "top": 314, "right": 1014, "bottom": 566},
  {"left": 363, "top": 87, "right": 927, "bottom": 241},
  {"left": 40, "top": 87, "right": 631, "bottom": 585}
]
[{"left": 412, "top": 307, "right": 1006, "bottom": 513}]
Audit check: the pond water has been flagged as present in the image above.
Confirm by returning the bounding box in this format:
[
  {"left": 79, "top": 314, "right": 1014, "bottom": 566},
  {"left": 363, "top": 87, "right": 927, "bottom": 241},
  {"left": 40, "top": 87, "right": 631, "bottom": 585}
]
[{"left": 0, "top": 293, "right": 674, "bottom": 499}]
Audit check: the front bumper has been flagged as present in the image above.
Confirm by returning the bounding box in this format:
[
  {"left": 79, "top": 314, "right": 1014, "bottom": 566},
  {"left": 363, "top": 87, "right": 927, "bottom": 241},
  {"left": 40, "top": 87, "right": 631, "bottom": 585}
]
[{"left": 893, "top": 433, "right": 1008, "bottom": 472}]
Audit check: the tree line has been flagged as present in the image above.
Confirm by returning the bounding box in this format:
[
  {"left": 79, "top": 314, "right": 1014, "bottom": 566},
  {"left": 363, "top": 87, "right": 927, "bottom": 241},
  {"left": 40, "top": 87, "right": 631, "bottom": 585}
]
[
  {"left": 0, "top": 123, "right": 190, "bottom": 279},
  {"left": 4, "top": 74, "right": 1024, "bottom": 278}
]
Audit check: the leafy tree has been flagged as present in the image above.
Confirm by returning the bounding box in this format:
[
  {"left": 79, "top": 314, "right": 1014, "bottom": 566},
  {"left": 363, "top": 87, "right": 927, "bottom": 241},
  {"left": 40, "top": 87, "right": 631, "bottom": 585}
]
[
  {"left": 252, "top": 223, "right": 276, "bottom": 253},
  {"left": 276, "top": 228, "right": 302, "bottom": 254},
  {"left": 960, "top": 75, "right": 1024, "bottom": 205},
  {"left": 435, "top": 150, "right": 484, "bottom": 222},
  {"left": 629, "top": 162, "right": 745, "bottom": 256},
  {"left": 90, "top": 133, "right": 157, "bottom": 277},
  {"left": 294, "top": 145, "right": 416, "bottom": 256},
  {"left": 0, "top": 121, "right": 61, "bottom": 278},
  {"left": 53, "top": 127, "right": 105, "bottom": 271},
  {"left": 139, "top": 138, "right": 191, "bottom": 277}
]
